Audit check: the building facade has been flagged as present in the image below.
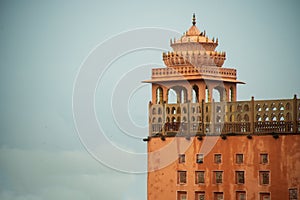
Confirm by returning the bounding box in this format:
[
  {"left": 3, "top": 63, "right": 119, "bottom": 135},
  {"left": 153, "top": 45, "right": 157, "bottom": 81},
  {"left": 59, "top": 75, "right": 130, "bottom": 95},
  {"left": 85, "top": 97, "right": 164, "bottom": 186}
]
[{"left": 143, "top": 14, "right": 300, "bottom": 200}]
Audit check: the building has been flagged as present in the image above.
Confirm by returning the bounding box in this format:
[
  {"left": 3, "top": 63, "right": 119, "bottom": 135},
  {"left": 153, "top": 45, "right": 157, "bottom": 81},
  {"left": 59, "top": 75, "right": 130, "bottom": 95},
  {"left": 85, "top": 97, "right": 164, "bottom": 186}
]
[{"left": 143, "top": 14, "right": 300, "bottom": 200}]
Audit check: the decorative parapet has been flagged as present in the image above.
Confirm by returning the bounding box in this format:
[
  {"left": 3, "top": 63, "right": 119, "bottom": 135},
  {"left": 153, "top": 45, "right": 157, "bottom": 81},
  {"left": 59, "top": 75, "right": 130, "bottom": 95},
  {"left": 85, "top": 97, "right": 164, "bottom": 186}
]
[
  {"left": 151, "top": 65, "right": 237, "bottom": 80},
  {"left": 162, "top": 51, "right": 226, "bottom": 67},
  {"left": 148, "top": 96, "right": 300, "bottom": 136}
]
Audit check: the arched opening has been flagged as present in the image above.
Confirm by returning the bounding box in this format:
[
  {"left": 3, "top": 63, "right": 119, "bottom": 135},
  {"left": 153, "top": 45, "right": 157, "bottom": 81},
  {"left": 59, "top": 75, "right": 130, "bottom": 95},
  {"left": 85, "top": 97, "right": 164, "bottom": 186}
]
[
  {"left": 156, "top": 87, "right": 163, "bottom": 104},
  {"left": 229, "top": 87, "right": 234, "bottom": 102},
  {"left": 158, "top": 117, "right": 162, "bottom": 123},
  {"left": 171, "top": 117, "right": 176, "bottom": 122},
  {"left": 166, "top": 117, "right": 170, "bottom": 122},
  {"left": 286, "top": 103, "right": 291, "bottom": 110},
  {"left": 152, "top": 117, "right": 156, "bottom": 123},
  {"left": 229, "top": 115, "right": 234, "bottom": 122},
  {"left": 205, "top": 86, "right": 209, "bottom": 103},
  {"left": 279, "top": 103, "right": 284, "bottom": 111},
  {"left": 271, "top": 103, "right": 277, "bottom": 111},
  {"left": 212, "top": 88, "right": 221, "bottom": 102},
  {"left": 256, "top": 114, "right": 262, "bottom": 122},
  {"left": 216, "top": 115, "right": 221, "bottom": 123},
  {"left": 237, "top": 104, "right": 242, "bottom": 112},
  {"left": 158, "top": 107, "right": 162, "bottom": 114},
  {"left": 192, "top": 116, "right": 195, "bottom": 121},
  {"left": 171, "top": 107, "right": 176, "bottom": 114},
  {"left": 166, "top": 107, "right": 170, "bottom": 114},
  {"left": 180, "top": 89, "right": 187, "bottom": 103},
  {"left": 279, "top": 113, "right": 284, "bottom": 121},
  {"left": 192, "top": 107, "right": 196, "bottom": 113},
  {"left": 263, "top": 114, "right": 269, "bottom": 122},
  {"left": 152, "top": 108, "right": 156, "bottom": 115},
  {"left": 177, "top": 107, "right": 181, "bottom": 114},
  {"left": 213, "top": 86, "right": 226, "bottom": 102},
  {"left": 237, "top": 114, "right": 242, "bottom": 122},
  {"left": 192, "top": 85, "right": 199, "bottom": 103},
  {"left": 244, "top": 104, "right": 249, "bottom": 112},
  {"left": 256, "top": 104, "right": 262, "bottom": 112},
  {"left": 168, "top": 88, "right": 177, "bottom": 104},
  {"left": 167, "top": 86, "right": 187, "bottom": 104}
]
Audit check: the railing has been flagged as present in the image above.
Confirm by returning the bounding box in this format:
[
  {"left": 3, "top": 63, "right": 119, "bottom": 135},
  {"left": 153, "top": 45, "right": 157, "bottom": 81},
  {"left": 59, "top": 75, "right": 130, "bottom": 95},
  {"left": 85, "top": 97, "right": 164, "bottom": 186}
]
[
  {"left": 149, "top": 96, "right": 300, "bottom": 136},
  {"left": 151, "top": 65, "right": 237, "bottom": 79}
]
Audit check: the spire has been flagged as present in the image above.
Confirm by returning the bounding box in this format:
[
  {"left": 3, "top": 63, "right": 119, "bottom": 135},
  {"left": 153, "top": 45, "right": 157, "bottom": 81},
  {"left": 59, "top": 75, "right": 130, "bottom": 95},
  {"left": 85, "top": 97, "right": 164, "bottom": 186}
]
[{"left": 192, "top": 13, "right": 196, "bottom": 26}]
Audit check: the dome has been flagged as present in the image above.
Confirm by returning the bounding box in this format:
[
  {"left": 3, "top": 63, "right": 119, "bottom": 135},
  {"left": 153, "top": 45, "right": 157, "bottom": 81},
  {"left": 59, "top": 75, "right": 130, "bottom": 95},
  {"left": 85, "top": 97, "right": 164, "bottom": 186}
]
[{"left": 171, "top": 14, "right": 218, "bottom": 52}]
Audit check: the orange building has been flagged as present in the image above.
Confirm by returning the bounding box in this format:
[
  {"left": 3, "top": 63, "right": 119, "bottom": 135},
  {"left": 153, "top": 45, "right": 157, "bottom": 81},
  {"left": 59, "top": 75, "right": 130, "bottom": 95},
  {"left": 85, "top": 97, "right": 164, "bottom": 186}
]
[{"left": 143, "top": 14, "right": 300, "bottom": 200}]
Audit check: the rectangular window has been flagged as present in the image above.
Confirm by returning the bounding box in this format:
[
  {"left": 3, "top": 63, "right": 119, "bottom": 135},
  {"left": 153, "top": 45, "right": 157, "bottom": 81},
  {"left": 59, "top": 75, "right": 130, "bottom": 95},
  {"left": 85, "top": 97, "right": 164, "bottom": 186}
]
[
  {"left": 236, "top": 154, "right": 244, "bottom": 164},
  {"left": 178, "top": 171, "right": 187, "bottom": 184},
  {"left": 260, "top": 153, "right": 269, "bottom": 164},
  {"left": 213, "top": 171, "right": 223, "bottom": 184},
  {"left": 196, "top": 154, "right": 204, "bottom": 164},
  {"left": 214, "top": 192, "right": 224, "bottom": 200},
  {"left": 195, "top": 191, "right": 205, "bottom": 200},
  {"left": 195, "top": 171, "right": 205, "bottom": 184},
  {"left": 236, "top": 191, "right": 246, "bottom": 200},
  {"left": 179, "top": 154, "right": 185, "bottom": 163},
  {"left": 289, "top": 188, "right": 298, "bottom": 200},
  {"left": 260, "top": 192, "right": 270, "bottom": 200},
  {"left": 236, "top": 171, "right": 245, "bottom": 184},
  {"left": 177, "top": 191, "right": 187, "bottom": 200},
  {"left": 214, "top": 154, "right": 222, "bottom": 164},
  {"left": 259, "top": 171, "right": 270, "bottom": 185}
]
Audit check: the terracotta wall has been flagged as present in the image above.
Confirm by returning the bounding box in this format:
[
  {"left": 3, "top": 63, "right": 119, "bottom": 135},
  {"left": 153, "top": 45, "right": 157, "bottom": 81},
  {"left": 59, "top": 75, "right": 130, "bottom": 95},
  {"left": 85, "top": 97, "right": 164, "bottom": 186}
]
[{"left": 147, "top": 135, "right": 300, "bottom": 200}]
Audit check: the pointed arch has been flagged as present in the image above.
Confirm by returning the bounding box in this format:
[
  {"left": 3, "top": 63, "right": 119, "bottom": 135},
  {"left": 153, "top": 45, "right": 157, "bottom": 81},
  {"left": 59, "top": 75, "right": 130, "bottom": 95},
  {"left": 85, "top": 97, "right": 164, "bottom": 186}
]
[
  {"left": 192, "top": 85, "right": 199, "bottom": 103},
  {"left": 156, "top": 87, "right": 163, "bottom": 104},
  {"left": 205, "top": 86, "right": 209, "bottom": 103},
  {"left": 229, "top": 87, "right": 234, "bottom": 102}
]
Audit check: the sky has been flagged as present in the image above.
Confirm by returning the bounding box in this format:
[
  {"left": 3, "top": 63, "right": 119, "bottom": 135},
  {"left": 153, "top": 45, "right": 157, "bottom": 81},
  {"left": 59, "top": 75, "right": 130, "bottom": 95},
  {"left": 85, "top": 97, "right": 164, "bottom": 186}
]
[{"left": 0, "top": 0, "right": 299, "bottom": 200}]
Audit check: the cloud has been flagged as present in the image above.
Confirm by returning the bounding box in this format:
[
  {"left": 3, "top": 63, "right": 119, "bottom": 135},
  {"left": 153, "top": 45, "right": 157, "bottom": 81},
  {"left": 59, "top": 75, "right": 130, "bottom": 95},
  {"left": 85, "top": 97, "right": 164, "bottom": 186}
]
[{"left": 0, "top": 147, "right": 137, "bottom": 200}]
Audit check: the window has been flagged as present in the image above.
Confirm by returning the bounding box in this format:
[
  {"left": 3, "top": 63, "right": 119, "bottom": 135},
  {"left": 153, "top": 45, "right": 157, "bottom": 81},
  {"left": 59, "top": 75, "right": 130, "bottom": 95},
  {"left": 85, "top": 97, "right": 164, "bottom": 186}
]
[
  {"left": 236, "top": 191, "right": 246, "bottom": 200},
  {"left": 177, "top": 191, "right": 187, "bottom": 200},
  {"left": 259, "top": 171, "right": 270, "bottom": 185},
  {"left": 179, "top": 154, "right": 185, "bottom": 163},
  {"left": 260, "top": 153, "right": 268, "bottom": 164},
  {"left": 195, "top": 191, "right": 205, "bottom": 200},
  {"left": 289, "top": 188, "right": 298, "bottom": 200},
  {"left": 214, "top": 171, "right": 223, "bottom": 184},
  {"left": 178, "top": 171, "right": 187, "bottom": 184},
  {"left": 195, "top": 171, "right": 205, "bottom": 184},
  {"left": 214, "top": 154, "right": 222, "bottom": 164},
  {"left": 236, "top": 154, "right": 244, "bottom": 164},
  {"left": 214, "top": 192, "right": 224, "bottom": 200},
  {"left": 260, "top": 192, "right": 270, "bottom": 200},
  {"left": 236, "top": 171, "right": 245, "bottom": 184},
  {"left": 196, "top": 154, "right": 204, "bottom": 164}
]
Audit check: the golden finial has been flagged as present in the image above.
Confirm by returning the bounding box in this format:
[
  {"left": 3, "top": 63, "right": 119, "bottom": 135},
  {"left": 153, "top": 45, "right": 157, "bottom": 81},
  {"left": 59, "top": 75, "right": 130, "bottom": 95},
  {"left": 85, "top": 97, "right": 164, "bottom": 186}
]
[{"left": 192, "top": 13, "right": 196, "bottom": 26}]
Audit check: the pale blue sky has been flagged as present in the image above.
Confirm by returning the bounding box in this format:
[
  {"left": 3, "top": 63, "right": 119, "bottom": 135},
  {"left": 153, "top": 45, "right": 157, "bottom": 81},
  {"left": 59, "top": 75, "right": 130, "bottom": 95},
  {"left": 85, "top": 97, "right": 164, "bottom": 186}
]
[{"left": 0, "top": 0, "right": 299, "bottom": 200}]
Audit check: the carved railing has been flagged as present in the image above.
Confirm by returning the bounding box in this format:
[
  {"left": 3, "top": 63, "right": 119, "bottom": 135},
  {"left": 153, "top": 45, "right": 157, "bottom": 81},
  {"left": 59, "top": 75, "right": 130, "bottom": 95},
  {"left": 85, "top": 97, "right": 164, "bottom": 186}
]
[
  {"left": 151, "top": 65, "right": 237, "bottom": 80},
  {"left": 149, "top": 96, "right": 300, "bottom": 136}
]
